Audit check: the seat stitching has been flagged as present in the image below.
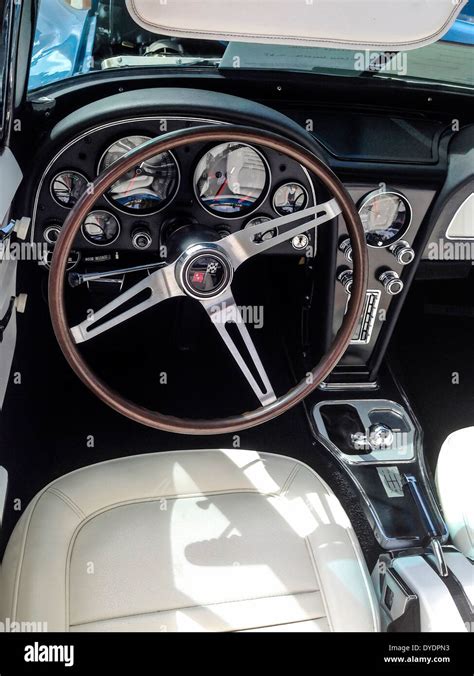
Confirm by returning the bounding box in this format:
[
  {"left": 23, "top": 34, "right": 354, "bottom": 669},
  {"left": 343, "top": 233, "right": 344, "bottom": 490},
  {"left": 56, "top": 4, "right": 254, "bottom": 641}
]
[
  {"left": 48, "top": 488, "right": 86, "bottom": 520},
  {"left": 280, "top": 463, "right": 300, "bottom": 495},
  {"left": 69, "top": 589, "right": 325, "bottom": 627},
  {"left": 9, "top": 488, "right": 83, "bottom": 623},
  {"left": 304, "top": 537, "right": 334, "bottom": 632}
]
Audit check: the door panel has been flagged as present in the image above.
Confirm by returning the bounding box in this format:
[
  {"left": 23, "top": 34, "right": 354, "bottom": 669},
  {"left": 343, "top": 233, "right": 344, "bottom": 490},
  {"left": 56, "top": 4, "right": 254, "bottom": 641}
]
[{"left": 0, "top": 148, "right": 22, "bottom": 408}]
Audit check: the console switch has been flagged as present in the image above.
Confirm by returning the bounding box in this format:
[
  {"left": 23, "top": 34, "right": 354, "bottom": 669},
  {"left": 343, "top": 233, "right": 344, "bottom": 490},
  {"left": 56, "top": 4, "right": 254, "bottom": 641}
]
[
  {"left": 389, "top": 241, "right": 415, "bottom": 265},
  {"left": 379, "top": 270, "right": 404, "bottom": 296}
]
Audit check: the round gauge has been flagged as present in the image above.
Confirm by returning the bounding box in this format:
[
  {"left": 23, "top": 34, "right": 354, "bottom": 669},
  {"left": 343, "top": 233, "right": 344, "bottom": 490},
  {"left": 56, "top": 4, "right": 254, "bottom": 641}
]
[
  {"left": 50, "top": 171, "right": 88, "bottom": 208},
  {"left": 273, "top": 182, "right": 308, "bottom": 216},
  {"left": 244, "top": 214, "right": 277, "bottom": 240},
  {"left": 81, "top": 210, "right": 120, "bottom": 246},
  {"left": 194, "top": 143, "right": 270, "bottom": 217},
  {"left": 98, "top": 135, "right": 179, "bottom": 215},
  {"left": 358, "top": 190, "right": 412, "bottom": 248},
  {"left": 245, "top": 215, "right": 272, "bottom": 228}
]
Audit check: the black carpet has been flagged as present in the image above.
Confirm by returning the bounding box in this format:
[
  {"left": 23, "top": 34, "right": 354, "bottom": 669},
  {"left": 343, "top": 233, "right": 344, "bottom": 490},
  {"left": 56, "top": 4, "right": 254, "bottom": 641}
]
[{"left": 389, "top": 271, "right": 474, "bottom": 473}]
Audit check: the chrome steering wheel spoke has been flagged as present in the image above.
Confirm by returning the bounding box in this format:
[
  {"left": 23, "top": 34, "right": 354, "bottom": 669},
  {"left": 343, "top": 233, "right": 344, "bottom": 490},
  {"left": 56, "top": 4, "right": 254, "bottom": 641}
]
[
  {"left": 70, "top": 263, "right": 183, "bottom": 343},
  {"left": 218, "top": 198, "right": 341, "bottom": 269},
  {"left": 201, "top": 290, "right": 277, "bottom": 407}
]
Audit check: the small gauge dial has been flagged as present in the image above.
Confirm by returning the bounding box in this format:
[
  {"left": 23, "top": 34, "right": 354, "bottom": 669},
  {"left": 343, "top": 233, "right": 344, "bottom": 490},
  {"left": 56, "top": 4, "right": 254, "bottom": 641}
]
[
  {"left": 194, "top": 143, "right": 269, "bottom": 217},
  {"left": 245, "top": 215, "right": 273, "bottom": 227},
  {"left": 50, "top": 171, "right": 88, "bottom": 208},
  {"left": 99, "top": 135, "right": 179, "bottom": 215},
  {"left": 81, "top": 210, "right": 120, "bottom": 246},
  {"left": 273, "top": 182, "right": 308, "bottom": 216},
  {"left": 359, "top": 191, "right": 412, "bottom": 248}
]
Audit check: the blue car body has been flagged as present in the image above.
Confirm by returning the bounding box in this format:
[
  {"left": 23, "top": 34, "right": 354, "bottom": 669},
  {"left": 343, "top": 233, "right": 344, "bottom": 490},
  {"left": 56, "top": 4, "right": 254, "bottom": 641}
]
[
  {"left": 28, "top": 0, "right": 96, "bottom": 90},
  {"left": 442, "top": 0, "right": 474, "bottom": 44}
]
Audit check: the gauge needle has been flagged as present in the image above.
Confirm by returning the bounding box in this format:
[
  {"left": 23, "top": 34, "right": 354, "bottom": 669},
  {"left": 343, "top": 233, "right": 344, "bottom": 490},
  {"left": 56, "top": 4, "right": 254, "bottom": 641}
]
[{"left": 216, "top": 177, "right": 228, "bottom": 197}]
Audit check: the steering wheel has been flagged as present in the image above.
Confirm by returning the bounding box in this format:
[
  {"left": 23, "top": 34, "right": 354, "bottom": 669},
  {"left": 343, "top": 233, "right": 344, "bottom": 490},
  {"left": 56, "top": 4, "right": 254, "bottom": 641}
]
[{"left": 49, "top": 125, "right": 368, "bottom": 435}]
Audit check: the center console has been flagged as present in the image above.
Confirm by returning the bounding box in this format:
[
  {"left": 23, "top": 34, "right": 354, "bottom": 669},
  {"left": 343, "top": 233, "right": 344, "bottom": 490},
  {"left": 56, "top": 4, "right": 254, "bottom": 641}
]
[
  {"left": 312, "top": 398, "right": 447, "bottom": 551},
  {"left": 310, "top": 389, "right": 473, "bottom": 632}
]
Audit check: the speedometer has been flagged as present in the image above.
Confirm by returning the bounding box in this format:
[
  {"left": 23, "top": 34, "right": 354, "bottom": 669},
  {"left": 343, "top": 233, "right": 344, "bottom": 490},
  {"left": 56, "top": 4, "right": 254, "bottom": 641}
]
[
  {"left": 359, "top": 190, "right": 412, "bottom": 248},
  {"left": 98, "top": 135, "right": 179, "bottom": 215},
  {"left": 194, "top": 143, "right": 270, "bottom": 217}
]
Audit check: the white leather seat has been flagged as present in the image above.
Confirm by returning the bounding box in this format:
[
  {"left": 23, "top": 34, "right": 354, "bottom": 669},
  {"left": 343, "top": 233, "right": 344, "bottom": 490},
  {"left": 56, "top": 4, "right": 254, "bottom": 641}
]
[
  {"left": 0, "top": 449, "right": 379, "bottom": 632},
  {"left": 436, "top": 428, "right": 474, "bottom": 560}
]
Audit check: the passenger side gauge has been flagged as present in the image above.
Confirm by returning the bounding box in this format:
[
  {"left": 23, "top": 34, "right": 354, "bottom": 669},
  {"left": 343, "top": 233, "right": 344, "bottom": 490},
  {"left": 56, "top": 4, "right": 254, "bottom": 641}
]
[
  {"left": 81, "top": 211, "right": 120, "bottom": 246},
  {"left": 50, "top": 171, "right": 88, "bottom": 208},
  {"left": 273, "top": 182, "right": 308, "bottom": 215},
  {"left": 358, "top": 190, "right": 412, "bottom": 248},
  {"left": 98, "top": 136, "right": 179, "bottom": 215},
  {"left": 194, "top": 143, "right": 270, "bottom": 217}
]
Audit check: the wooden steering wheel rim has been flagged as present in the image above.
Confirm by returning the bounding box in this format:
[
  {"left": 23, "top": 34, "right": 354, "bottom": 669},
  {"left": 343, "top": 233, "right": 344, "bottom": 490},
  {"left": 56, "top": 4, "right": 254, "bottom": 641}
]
[{"left": 49, "top": 125, "right": 368, "bottom": 435}]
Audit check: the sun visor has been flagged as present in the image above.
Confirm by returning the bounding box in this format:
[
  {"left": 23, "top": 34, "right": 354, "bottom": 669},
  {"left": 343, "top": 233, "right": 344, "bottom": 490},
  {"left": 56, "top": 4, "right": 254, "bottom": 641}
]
[{"left": 126, "top": 0, "right": 467, "bottom": 51}]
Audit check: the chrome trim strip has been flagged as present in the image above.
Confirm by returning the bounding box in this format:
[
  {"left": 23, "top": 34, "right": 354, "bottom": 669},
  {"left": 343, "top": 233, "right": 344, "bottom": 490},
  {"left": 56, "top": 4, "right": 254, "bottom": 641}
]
[{"left": 318, "top": 380, "right": 379, "bottom": 391}]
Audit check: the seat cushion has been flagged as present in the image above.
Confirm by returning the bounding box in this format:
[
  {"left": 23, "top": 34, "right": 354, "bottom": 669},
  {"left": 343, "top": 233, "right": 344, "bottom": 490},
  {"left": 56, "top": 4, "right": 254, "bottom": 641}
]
[
  {"left": 0, "top": 449, "right": 379, "bottom": 632},
  {"left": 436, "top": 428, "right": 474, "bottom": 560}
]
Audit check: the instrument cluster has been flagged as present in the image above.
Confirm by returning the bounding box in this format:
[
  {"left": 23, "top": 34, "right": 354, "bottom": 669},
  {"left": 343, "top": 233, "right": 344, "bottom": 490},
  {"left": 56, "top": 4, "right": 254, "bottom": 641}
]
[{"left": 36, "top": 121, "right": 316, "bottom": 259}]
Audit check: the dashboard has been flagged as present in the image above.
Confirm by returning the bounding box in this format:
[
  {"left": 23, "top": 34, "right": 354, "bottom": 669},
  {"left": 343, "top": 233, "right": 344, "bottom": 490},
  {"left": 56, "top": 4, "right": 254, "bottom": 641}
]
[
  {"left": 32, "top": 117, "right": 317, "bottom": 260},
  {"left": 24, "top": 86, "right": 473, "bottom": 383}
]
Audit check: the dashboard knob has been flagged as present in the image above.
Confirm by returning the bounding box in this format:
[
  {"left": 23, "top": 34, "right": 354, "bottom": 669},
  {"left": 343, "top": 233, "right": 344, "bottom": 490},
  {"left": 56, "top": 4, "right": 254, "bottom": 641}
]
[
  {"left": 337, "top": 268, "right": 353, "bottom": 294},
  {"left": 379, "top": 270, "right": 404, "bottom": 295},
  {"left": 389, "top": 241, "right": 415, "bottom": 265},
  {"left": 132, "top": 229, "right": 152, "bottom": 250},
  {"left": 339, "top": 237, "right": 353, "bottom": 262},
  {"left": 43, "top": 224, "right": 62, "bottom": 244}
]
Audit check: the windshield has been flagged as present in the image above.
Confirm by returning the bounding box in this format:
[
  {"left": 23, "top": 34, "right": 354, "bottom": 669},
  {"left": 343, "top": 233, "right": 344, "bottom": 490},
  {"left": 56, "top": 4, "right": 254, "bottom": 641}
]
[{"left": 28, "top": 0, "right": 474, "bottom": 91}]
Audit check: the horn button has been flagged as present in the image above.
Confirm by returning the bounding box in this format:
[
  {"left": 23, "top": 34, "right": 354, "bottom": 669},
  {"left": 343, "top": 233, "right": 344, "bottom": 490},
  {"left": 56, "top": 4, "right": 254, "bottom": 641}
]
[{"left": 179, "top": 247, "right": 233, "bottom": 299}]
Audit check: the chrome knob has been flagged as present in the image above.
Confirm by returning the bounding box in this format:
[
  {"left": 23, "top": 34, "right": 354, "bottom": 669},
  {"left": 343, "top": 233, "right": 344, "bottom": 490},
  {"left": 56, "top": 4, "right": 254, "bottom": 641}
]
[
  {"left": 379, "top": 270, "right": 404, "bottom": 295},
  {"left": 43, "top": 224, "right": 61, "bottom": 244},
  {"left": 132, "top": 229, "right": 152, "bottom": 250},
  {"left": 390, "top": 241, "right": 415, "bottom": 265},
  {"left": 339, "top": 237, "right": 353, "bottom": 262},
  {"left": 368, "top": 423, "right": 394, "bottom": 450},
  {"left": 337, "top": 268, "right": 353, "bottom": 294}
]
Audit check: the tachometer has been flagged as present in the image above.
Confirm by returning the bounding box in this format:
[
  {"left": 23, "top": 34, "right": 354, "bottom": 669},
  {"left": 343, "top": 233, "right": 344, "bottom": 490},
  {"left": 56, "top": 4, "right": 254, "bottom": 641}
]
[
  {"left": 98, "top": 135, "right": 179, "bottom": 215},
  {"left": 358, "top": 190, "right": 412, "bottom": 248},
  {"left": 50, "top": 171, "right": 88, "bottom": 208},
  {"left": 194, "top": 143, "right": 269, "bottom": 217},
  {"left": 81, "top": 210, "right": 121, "bottom": 246}
]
